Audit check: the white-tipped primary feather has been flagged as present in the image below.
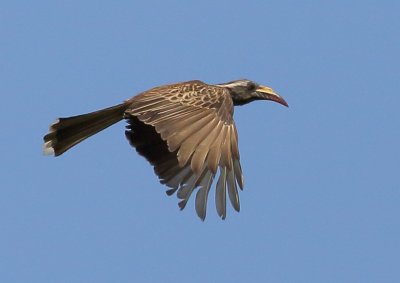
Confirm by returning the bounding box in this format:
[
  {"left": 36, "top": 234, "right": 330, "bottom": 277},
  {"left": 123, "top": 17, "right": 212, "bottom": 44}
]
[{"left": 43, "top": 141, "right": 55, "bottom": 156}]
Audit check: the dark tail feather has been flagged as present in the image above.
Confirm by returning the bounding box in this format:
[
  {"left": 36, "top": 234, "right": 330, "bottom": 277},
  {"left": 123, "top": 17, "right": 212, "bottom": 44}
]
[{"left": 43, "top": 103, "right": 128, "bottom": 156}]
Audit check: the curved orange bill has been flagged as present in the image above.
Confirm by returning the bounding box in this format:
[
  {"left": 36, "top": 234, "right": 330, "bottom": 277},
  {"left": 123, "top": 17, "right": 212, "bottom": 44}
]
[{"left": 255, "top": 85, "right": 289, "bottom": 107}]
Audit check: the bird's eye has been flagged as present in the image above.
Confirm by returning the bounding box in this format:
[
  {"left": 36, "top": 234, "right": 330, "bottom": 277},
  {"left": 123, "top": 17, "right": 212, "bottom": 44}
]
[{"left": 247, "top": 83, "right": 256, "bottom": 91}]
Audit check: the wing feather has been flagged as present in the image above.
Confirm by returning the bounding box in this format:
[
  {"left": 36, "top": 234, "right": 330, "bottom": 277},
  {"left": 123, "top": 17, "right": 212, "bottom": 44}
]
[
  {"left": 162, "top": 164, "right": 192, "bottom": 189},
  {"left": 177, "top": 117, "right": 219, "bottom": 169},
  {"left": 227, "top": 164, "right": 240, "bottom": 212},
  {"left": 206, "top": 125, "right": 227, "bottom": 174},
  {"left": 215, "top": 167, "right": 227, "bottom": 219},
  {"left": 124, "top": 80, "right": 244, "bottom": 219},
  {"left": 220, "top": 126, "right": 233, "bottom": 169},
  {"left": 233, "top": 159, "right": 244, "bottom": 190},
  {"left": 177, "top": 171, "right": 203, "bottom": 210},
  {"left": 195, "top": 171, "right": 214, "bottom": 220},
  {"left": 157, "top": 109, "right": 210, "bottom": 143},
  {"left": 167, "top": 111, "right": 214, "bottom": 152},
  {"left": 148, "top": 105, "right": 194, "bottom": 124},
  {"left": 191, "top": 120, "right": 223, "bottom": 174}
]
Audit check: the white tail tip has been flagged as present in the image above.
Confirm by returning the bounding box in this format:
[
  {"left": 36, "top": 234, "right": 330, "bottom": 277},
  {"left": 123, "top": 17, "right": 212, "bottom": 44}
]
[{"left": 43, "top": 141, "right": 55, "bottom": 156}]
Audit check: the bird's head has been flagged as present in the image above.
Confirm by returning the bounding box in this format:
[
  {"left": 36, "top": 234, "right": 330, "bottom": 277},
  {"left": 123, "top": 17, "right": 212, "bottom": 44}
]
[{"left": 217, "top": 79, "right": 288, "bottom": 107}]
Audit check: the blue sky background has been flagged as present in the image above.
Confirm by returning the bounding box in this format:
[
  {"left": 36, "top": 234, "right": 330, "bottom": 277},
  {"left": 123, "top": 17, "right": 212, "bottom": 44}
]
[{"left": 1, "top": 1, "right": 399, "bottom": 282}]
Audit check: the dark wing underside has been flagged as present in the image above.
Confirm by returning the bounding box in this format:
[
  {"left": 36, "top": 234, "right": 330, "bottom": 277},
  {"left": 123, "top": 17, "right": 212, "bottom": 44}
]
[{"left": 124, "top": 80, "right": 244, "bottom": 220}]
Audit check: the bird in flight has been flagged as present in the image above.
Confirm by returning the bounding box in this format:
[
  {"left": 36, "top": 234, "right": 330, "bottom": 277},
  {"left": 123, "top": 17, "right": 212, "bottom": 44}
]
[{"left": 43, "top": 79, "right": 288, "bottom": 220}]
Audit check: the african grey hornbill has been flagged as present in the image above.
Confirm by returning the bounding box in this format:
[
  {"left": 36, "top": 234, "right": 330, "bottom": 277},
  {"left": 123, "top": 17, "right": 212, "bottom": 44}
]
[{"left": 43, "top": 79, "right": 288, "bottom": 220}]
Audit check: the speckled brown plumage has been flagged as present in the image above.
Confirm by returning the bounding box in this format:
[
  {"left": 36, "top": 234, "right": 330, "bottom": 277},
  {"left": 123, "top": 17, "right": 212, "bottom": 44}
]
[{"left": 43, "top": 79, "right": 288, "bottom": 220}]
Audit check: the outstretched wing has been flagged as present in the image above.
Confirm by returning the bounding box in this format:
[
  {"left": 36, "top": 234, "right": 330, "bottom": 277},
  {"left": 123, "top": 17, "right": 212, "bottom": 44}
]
[{"left": 124, "top": 80, "right": 243, "bottom": 220}]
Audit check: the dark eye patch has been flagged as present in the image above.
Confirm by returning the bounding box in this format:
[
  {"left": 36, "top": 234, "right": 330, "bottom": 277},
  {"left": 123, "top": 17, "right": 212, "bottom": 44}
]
[{"left": 247, "top": 82, "right": 257, "bottom": 91}]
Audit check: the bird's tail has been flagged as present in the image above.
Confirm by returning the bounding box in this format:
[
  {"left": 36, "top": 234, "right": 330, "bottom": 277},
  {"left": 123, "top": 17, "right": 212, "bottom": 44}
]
[{"left": 43, "top": 103, "right": 128, "bottom": 156}]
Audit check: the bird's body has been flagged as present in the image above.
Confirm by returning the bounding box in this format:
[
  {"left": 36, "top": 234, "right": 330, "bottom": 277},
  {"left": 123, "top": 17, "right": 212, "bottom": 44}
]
[{"left": 43, "top": 79, "right": 287, "bottom": 220}]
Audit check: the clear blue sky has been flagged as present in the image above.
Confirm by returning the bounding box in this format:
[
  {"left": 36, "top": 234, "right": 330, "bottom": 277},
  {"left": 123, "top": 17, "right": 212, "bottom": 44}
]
[{"left": 1, "top": 1, "right": 399, "bottom": 282}]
